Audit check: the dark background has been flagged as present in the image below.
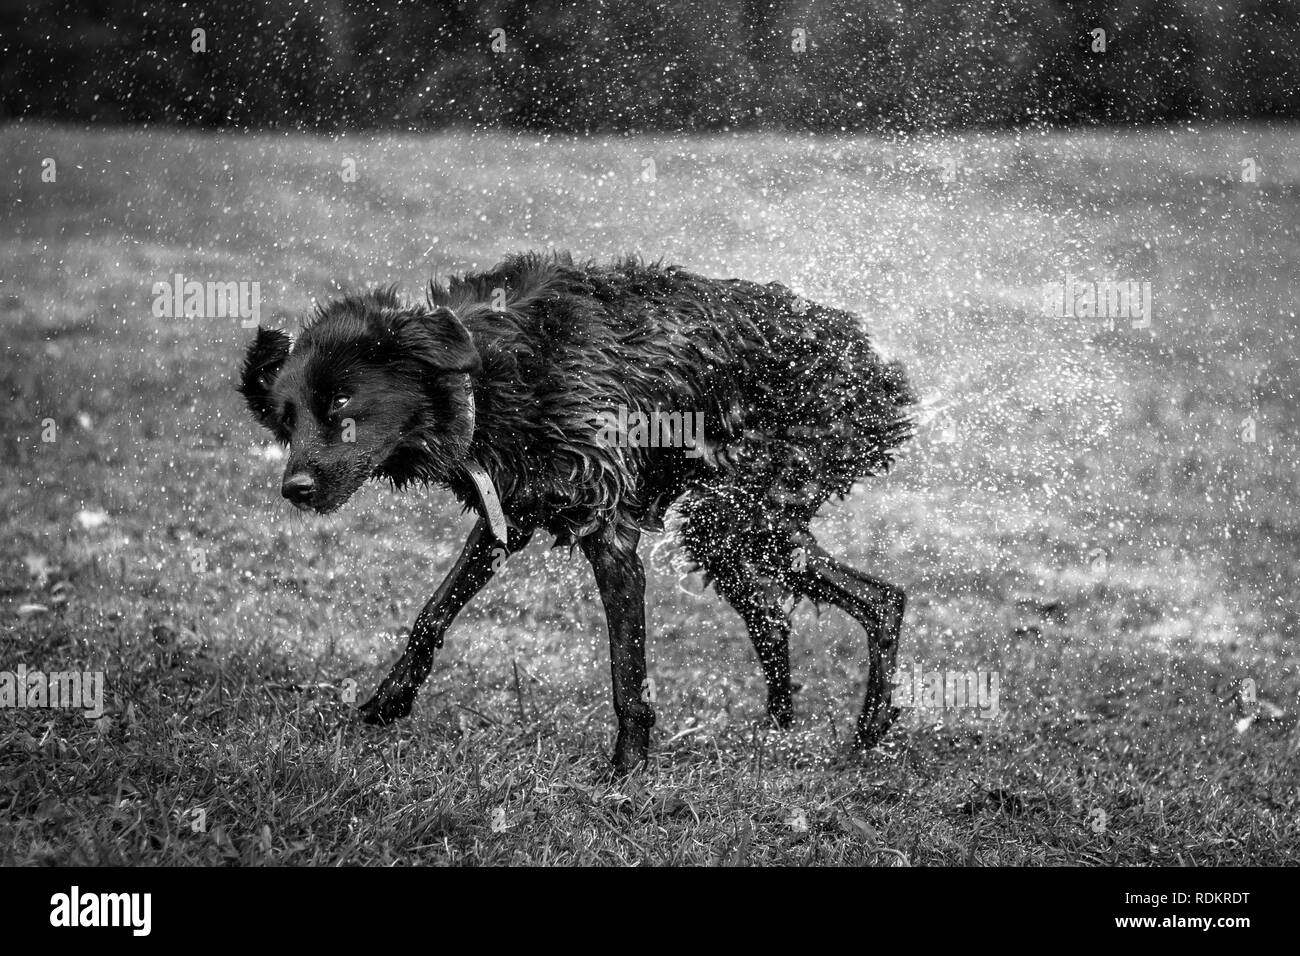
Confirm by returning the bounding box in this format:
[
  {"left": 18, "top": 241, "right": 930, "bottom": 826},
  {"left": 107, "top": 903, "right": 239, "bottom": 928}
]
[{"left": 3, "top": 0, "right": 1297, "bottom": 132}]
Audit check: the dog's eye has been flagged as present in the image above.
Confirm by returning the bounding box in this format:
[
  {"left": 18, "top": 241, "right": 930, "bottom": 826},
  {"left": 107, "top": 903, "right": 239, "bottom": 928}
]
[{"left": 331, "top": 394, "right": 350, "bottom": 411}]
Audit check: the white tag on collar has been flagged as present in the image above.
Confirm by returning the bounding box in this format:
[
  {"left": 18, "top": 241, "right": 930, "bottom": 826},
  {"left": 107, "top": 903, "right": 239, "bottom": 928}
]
[{"left": 463, "top": 461, "right": 509, "bottom": 544}]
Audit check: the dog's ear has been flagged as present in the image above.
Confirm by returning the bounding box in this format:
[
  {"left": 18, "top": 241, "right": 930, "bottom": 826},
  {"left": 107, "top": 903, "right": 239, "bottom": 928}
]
[
  {"left": 238, "top": 326, "right": 292, "bottom": 426},
  {"left": 394, "top": 306, "right": 481, "bottom": 376}
]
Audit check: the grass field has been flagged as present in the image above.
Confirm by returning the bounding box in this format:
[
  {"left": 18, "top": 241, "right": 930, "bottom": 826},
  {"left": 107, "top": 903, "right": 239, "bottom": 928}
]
[{"left": 1, "top": 123, "right": 1298, "bottom": 865}]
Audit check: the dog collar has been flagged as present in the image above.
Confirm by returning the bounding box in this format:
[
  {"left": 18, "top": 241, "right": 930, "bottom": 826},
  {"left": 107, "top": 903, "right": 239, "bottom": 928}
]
[{"left": 463, "top": 461, "right": 509, "bottom": 545}]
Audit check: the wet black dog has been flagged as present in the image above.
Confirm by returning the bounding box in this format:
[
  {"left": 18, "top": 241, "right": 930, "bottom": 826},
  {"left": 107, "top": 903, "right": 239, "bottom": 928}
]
[{"left": 239, "top": 252, "right": 914, "bottom": 771}]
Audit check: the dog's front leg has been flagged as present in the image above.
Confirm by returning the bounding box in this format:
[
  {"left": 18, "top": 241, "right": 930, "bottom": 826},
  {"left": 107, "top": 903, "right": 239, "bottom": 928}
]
[
  {"left": 580, "top": 530, "right": 655, "bottom": 773},
  {"left": 359, "top": 517, "right": 532, "bottom": 725}
]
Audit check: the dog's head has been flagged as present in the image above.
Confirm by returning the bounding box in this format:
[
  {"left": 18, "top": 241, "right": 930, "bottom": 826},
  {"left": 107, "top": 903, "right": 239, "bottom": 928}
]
[{"left": 238, "top": 288, "right": 480, "bottom": 514}]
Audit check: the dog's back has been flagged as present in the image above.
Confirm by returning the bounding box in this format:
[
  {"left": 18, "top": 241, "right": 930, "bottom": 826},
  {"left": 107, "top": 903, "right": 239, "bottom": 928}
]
[{"left": 435, "top": 252, "right": 914, "bottom": 548}]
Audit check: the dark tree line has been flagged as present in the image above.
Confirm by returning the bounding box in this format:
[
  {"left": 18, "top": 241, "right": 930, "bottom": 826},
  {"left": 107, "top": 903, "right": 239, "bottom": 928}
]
[{"left": 3, "top": 0, "right": 1297, "bottom": 131}]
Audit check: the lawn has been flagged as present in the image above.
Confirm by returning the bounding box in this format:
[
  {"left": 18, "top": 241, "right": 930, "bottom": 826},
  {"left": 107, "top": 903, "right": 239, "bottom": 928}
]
[{"left": 0, "top": 122, "right": 1297, "bottom": 864}]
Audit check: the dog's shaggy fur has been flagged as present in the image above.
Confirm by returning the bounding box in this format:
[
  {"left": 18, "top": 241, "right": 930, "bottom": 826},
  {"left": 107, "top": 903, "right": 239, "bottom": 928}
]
[{"left": 239, "top": 252, "right": 914, "bottom": 771}]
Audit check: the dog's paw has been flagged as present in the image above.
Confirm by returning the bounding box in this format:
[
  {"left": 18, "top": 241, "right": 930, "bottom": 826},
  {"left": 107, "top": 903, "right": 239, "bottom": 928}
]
[
  {"left": 763, "top": 714, "right": 794, "bottom": 732},
  {"left": 610, "top": 730, "right": 651, "bottom": 775},
  {"left": 764, "top": 701, "right": 795, "bottom": 730},
  {"left": 357, "top": 691, "right": 414, "bottom": 726},
  {"left": 610, "top": 753, "right": 648, "bottom": 777},
  {"left": 851, "top": 705, "right": 901, "bottom": 751}
]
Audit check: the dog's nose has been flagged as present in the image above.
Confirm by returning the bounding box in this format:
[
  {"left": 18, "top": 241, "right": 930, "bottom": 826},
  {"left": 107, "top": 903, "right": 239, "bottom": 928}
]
[{"left": 281, "top": 473, "right": 315, "bottom": 504}]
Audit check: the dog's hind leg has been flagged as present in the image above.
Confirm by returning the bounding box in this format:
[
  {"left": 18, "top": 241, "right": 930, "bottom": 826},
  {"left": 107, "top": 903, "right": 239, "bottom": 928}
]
[
  {"left": 795, "top": 539, "right": 905, "bottom": 751},
  {"left": 580, "top": 527, "right": 655, "bottom": 774},
  {"left": 709, "top": 568, "right": 797, "bottom": 729},
  {"left": 679, "top": 493, "right": 798, "bottom": 728},
  {"left": 359, "top": 518, "right": 533, "bottom": 725}
]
